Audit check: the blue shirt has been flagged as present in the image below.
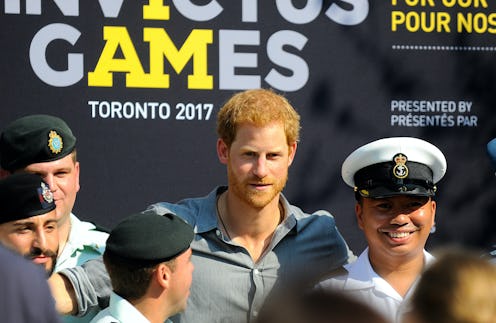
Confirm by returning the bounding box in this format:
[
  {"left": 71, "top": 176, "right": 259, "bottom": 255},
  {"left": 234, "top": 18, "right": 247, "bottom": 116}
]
[
  {"left": 62, "top": 187, "right": 353, "bottom": 323},
  {"left": 147, "top": 186, "right": 352, "bottom": 323}
]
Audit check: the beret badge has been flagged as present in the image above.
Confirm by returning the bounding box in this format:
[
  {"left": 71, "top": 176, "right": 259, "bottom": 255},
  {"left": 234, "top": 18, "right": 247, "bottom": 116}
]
[
  {"left": 48, "top": 130, "right": 63, "bottom": 154},
  {"left": 40, "top": 181, "right": 54, "bottom": 204},
  {"left": 392, "top": 153, "right": 408, "bottom": 179}
]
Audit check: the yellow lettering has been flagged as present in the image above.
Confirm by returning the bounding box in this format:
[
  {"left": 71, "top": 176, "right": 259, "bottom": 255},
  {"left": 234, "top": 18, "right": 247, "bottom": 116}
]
[
  {"left": 437, "top": 12, "right": 451, "bottom": 32},
  {"left": 488, "top": 13, "right": 496, "bottom": 33},
  {"left": 139, "top": 28, "right": 213, "bottom": 90},
  {"left": 458, "top": 12, "right": 472, "bottom": 32},
  {"left": 88, "top": 26, "right": 147, "bottom": 87},
  {"left": 143, "top": 0, "right": 170, "bottom": 20},
  {"left": 391, "top": 11, "right": 405, "bottom": 31},
  {"left": 392, "top": 11, "right": 450, "bottom": 32},
  {"left": 457, "top": 12, "right": 496, "bottom": 34},
  {"left": 89, "top": 27, "right": 214, "bottom": 89}
]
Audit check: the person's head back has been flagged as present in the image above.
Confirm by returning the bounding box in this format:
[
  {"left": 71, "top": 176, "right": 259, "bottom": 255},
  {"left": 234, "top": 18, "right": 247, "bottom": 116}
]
[
  {"left": 406, "top": 248, "right": 496, "bottom": 323},
  {"left": 341, "top": 137, "right": 447, "bottom": 261},
  {"left": 257, "top": 288, "right": 388, "bottom": 323},
  {"left": 103, "top": 212, "right": 194, "bottom": 317},
  {"left": 0, "top": 114, "right": 79, "bottom": 228},
  {"left": 216, "top": 88, "right": 300, "bottom": 148},
  {"left": 0, "top": 173, "right": 58, "bottom": 275}
]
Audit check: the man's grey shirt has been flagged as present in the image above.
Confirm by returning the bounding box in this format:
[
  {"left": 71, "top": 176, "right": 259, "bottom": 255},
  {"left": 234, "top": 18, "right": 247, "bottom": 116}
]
[{"left": 61, "top": 186, "right": 352, "bottom": 323}]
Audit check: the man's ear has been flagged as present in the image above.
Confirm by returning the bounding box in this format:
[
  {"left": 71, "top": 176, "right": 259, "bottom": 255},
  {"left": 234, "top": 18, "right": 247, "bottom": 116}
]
[
  {"left": 217, "top": 139, "right": 229, "bottom": 165},
  {"left": 355, "top": 202, "right": 365, "bottom": 231},
  {"left": 156, "top": 263, "right": 172, "bottom": 289},
  {"left": 430, "top": 200, "right": 436, "bottom": 227},
  {"left": 287, "top": 142, "right": 297, "bottom": 167}
]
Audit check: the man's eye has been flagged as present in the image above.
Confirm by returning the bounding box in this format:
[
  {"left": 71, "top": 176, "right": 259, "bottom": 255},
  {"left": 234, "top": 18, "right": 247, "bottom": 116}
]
[
  {"left": 409, "top": 202, "right": 423, "bottom": 208},
  {"left": 46, "top": 226, "right": 56, "bottom": 232}
]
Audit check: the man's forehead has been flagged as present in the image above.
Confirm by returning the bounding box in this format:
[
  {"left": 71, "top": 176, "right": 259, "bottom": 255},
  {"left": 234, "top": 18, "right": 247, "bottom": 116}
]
[
  {"left": 23, "top": 153, "right": 76, "bottom": 171},
  {"left": 9, "top": 212, "right": 57, "bottom": 225},
  {"left": 366, "top": 195, "right": 431, "bottom": 202}
]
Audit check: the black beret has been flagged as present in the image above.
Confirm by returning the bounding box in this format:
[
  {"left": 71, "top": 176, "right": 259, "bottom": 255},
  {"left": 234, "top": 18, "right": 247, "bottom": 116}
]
[
  {"left": 105, "top": 212, "right": 194, "bottom": 266},
  {"left": 0, "top": 114, "right": 76, "bottom": 171},
  {"left": 0, "top": 173, "right": 55, "bottom": 224}
]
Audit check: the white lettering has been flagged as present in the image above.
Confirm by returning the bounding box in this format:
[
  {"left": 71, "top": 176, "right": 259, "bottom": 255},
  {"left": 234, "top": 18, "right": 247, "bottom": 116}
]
[
  {"left": 219, "top": 29, "right": 260, "bottom": 90},
  {"left": 30, "top": 23, "right": 83, "bottom": 87},
  {"left": 172, "top": 0, "right": 223, "bottom": 21},
  {"left": 265, "top": 30, "right": 309, "bottom": 91},
  {"left": 326, "top": 0, "right": 369, "bottom": 26}
]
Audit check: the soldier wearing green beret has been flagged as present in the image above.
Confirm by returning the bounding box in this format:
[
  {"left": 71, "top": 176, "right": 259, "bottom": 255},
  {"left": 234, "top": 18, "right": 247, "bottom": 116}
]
[
  {"left": 0, "top": 114, "right": 109, "bottom": 322},
  {"left": 0, "top": 173, "right": 59, "bottom": 275},
  {"left": 90, "top": 212, "right": 194, "bottom": 323}
]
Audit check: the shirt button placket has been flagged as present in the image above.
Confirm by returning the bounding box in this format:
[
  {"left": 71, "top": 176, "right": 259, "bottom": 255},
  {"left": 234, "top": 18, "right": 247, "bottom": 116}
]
[{"left": 250, "top": 267, "right": 264, "bottom": 322}]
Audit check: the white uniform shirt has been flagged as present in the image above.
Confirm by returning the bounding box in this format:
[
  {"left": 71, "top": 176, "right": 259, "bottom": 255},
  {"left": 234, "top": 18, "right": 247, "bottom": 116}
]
[
  {"left": 317, "top": 247, "right": 434, "bottom": 323},
  {"left": 90, "top": 292, "right": 171, "bottom": 323},
  {"left": 55, "top": 213, "right": 108, "bottom": 272},
  {"left": 56, "top": 214, "right": 109, "bottom": 323}
]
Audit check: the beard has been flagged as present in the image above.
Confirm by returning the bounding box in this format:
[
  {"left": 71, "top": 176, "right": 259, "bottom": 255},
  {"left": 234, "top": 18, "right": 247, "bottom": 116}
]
[
  {"left": 25, "top": 247, "right": 58, "bottom": 276},
  {"left": 227, "top": 162, "right": 288, "bottom": 209}
]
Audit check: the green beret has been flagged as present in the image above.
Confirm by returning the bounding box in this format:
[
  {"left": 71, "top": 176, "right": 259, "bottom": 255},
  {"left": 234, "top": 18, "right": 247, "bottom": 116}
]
[
  {"left": 105, "top": 212, "right": 194, "bottom": 266},
  {"left": 0, "top": 173, "right": 55, "bottom": 224},
  {"left": 0, "top": 114, "right": 77, "bottom": 171}
]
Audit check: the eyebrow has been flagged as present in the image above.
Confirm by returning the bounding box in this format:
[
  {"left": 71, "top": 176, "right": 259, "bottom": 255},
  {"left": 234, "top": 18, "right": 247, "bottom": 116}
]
[
  {"left": 10, "top": 221, "right": 35, "bottom": 229},
  {"left": 11, "top": 218, "right": 58, "bottom": 227}
]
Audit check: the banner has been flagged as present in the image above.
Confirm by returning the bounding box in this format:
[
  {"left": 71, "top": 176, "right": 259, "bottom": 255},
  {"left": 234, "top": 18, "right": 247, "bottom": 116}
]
[{"left": 1, "top": 0, "right": 495, "bottom": 253}]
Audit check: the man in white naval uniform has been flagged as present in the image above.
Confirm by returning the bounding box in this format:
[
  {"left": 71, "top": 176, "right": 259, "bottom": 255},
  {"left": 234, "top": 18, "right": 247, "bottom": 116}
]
[{"left": 317, "top": 137, "right": 447, "bottom": 323}]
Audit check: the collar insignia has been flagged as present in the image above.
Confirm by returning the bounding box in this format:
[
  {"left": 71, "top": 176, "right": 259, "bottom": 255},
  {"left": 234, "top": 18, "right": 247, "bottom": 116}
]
[
  {"left": 48, "top": 130, "right": 63, "bottom": 154},
  {"left": 393, "top": 153, "right": 408, "bottom": 179}
]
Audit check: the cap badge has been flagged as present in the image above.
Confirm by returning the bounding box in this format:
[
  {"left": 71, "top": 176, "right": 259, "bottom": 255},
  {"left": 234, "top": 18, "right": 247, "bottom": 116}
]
[
  {"left": 38, "top": 181, "right": 54, "bottom": 204},
  {"left": 359, "top": 189, "right": 370, "bottom": 197},
  {"left": 393, "top": 153, "right": 408, "bottom": 179},
  {"left": 48, "top": 130, "right": 63, "bottom": 154}
]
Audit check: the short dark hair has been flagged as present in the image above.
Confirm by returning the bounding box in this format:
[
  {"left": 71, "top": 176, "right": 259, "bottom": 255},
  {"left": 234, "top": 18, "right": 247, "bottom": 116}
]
[{"left": 103, "top": 251, "right": 176, "bottom": 301}]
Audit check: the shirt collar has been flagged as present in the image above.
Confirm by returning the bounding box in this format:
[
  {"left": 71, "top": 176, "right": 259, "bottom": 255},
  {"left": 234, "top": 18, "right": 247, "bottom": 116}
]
[
  {"left": 194, "top": 186, "right": 298, "bottom": 235},
  {"left": 343, "top": 248, "right": 434, "bottom": 294},
  {"left": 66, "top": 213, "right": 104, "bottom": 251},
  {"left": 109, "top": 292, "right": 151, "bottom": 323},
  {"left": 194, "top": 186, "right": 225, "bottom": 234}
]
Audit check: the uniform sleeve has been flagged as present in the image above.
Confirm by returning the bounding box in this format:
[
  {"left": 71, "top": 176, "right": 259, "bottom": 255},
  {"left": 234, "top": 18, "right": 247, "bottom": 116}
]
[{"left": 59, "top": 257, "right": 111, "bottom": 317}]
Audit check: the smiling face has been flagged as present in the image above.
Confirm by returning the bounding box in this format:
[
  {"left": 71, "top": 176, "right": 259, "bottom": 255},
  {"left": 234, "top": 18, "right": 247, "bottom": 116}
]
[
  {"left": 0, "top": 209, "right": 59, "bottom": 275},
  {"left": 218, "top": 122, "right": 297, "bottom": 209},
  {"left": 21, "top": 152, "right": 80, "bottom": 228},
  {"left": 356, "top": 195, "right": 436, "bottom": 264}
]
